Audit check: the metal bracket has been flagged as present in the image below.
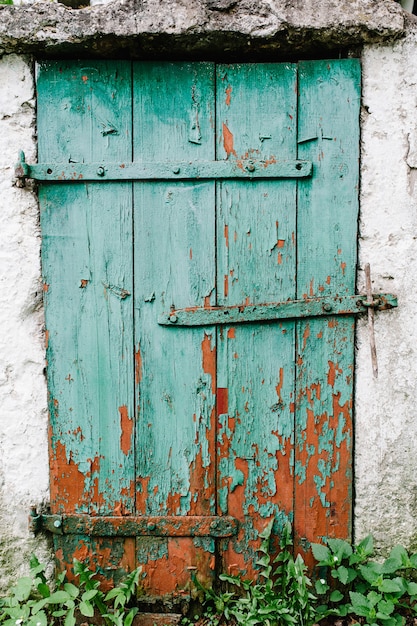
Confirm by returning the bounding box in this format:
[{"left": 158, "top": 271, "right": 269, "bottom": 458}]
[
  {"left": 158, "top": 293, "right": 398, "bottom": 327},
  {"left": 15, "top": 151, "right": 312, "bottom": 184},
  {"left": 29, "top": 511, "right": 238, "bottom": 538}
]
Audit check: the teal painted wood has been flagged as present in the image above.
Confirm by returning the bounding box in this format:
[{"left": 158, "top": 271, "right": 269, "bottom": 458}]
[
  {"left": 215, "top": 63, "right": 298, "bottom": 575},
  {"left": 38, "top": 61, "right": 135, "bottom": 573},
  {"left": 38, "top": 59, "right": 361, "bottom": 593},
  {"left": 295, "top": 59, "right": 361, "bottom": 554},
  {"left": 132, "top": 62, "right": 218, "bottom": 595}
]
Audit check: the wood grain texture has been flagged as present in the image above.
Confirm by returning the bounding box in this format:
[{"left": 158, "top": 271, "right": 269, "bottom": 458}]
[
  {"left": 133, "top": 62, "right": 217, "bottom": 596},
  {"left": 295, "top": 59, "right": 361, "bottom": 559},
  {"left": 38, "top": 61, "right": 135, "bottom": 578},
  {"left": 39, "top": 59, "right": 360, "bottom": 594},
  {"left": 215, "top": 63, "right": 297, "bottom": 575}
]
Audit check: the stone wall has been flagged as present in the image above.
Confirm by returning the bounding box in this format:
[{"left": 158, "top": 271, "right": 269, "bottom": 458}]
[
  {"left": 0, "top": 54, "right": 51, "bottom": 589},
  {"left": 357, "top": 27, "right": 417, "bottom": 549}
]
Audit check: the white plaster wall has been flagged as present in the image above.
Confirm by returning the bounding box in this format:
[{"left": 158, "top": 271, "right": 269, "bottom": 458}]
[
  {"left": 357, "top": 27, "right": 417, "bottom": 552},
  {"left": 0, "top": 54, "right": 51, "bottom": 590}
]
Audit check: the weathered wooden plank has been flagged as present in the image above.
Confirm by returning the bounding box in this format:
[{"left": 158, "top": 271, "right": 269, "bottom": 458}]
[
  {"left": 215, "top": 63, "right": 298, "bottom": 576},
  {"left": 18, "top": 159, "right": 312, "bottom": 182},
  {"left": 38, "top": 61, "right": 135, "bottom": 578},
  {"left": 295, "top": 59, "right": 361, "bottom": 559},
  {"left": 133, "top": 62, "right": 217, "bottom": 598}
]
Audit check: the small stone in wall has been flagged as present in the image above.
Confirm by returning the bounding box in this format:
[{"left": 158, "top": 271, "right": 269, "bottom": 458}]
[
  {"left": 205, "top": 0, "right": 237, "bottom": 11},
  {"left": 58, "top": 0, "right": 90, "bottom": 8}
]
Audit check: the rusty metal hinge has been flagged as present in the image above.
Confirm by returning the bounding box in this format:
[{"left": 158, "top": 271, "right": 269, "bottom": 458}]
[
  {"left": 158, "top": 293, "right": 398, "bottom": 327},
  {"left": 29, "top": 511, "right": 238, "bottom": 538},
  {"left": 14, "top": 151, "right": 312, "bottom": 185}
]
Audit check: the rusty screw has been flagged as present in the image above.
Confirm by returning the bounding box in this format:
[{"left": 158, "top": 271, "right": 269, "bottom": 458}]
[
  {"left": 246, "top": 161, "right": 255, "bottom": 172},
  {"left": 322, "top": 302, "right": 333, "bottom": 312},
  {"left": 169, "top": 314, "right": 178, "bottom": 323}
]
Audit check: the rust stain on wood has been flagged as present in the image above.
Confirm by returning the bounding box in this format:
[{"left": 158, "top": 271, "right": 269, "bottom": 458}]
[
  {"left": 135, "top": 346, "right": 142, "bottom": 385},
  {"left": 225, "top": 85, "right": 232, "bottom": 106},
  {"left": 119, "top": 405, "right": 133, "bottom": 455},
  {"left": 222, "top": 123, "right": 237, "bottom": 158},
  {"left": 202, "top": 333, "right": 216, "bottom": 394}
]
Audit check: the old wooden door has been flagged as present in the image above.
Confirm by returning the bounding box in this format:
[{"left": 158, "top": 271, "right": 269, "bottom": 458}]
[{"left": 38, "top": 59, "right": 360, "bottom": 599}]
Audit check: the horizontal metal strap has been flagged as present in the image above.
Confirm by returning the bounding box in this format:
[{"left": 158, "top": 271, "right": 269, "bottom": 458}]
[
  {"left": 158, "top": 294, "right": 398, "bottom": 327},
  {"left": 29, "top": 513, "right": 238, "bottom": 538},
  {"left": 15, "top": 155, "right": 312, "bottom": 182}
]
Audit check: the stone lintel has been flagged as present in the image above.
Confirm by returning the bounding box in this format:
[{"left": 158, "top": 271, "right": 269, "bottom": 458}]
[{"left": 0, "top": 0, "right": 405, "bottom": 59}]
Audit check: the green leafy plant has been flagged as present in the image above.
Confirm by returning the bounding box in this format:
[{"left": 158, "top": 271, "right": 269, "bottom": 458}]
[
  {"left": 188, "top": 526, "right": 417, "bottom": 626},
  {"left": 312, "top": 535, "right": 417, "bottom": 626},
  {"left": 0, "top": 555, "right": 141, "bottom": 626},
  {"left": 195, "top": 520, "right": 319, "bottom": 626}
]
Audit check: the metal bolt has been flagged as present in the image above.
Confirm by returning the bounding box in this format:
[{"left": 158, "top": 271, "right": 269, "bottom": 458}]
[
  {"left": 54, "top": 519, "right": 62, "bottom": 528},
  {"left": 169, "top": 314, "right": 178, "bottom": 323},
  {"left": 246, "top": 161, "right": 255, "bottom": 172},
  {"left": 147, "top": 523, "right": 156, "bottom": 531},
  {"left": 97, "top": 166, "right": 105, "bottom": 177},
  {"left": 172, "top": 167, "right": 180, "bottom": 174},
  {"left": 322, "top": 303, "right": 333, "bottom": 312}
]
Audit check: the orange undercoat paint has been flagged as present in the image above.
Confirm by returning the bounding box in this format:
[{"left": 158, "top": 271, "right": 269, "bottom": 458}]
[
  {"left": 188, "top": 443, "right": 215, "bottom": 515},
  {"left": 224, "top": 274, "right": 229, "bottom": 297},
  {"left": 119, "top": 405, "right": 133, "bottom": 455},
  {"left": 327, "top": 360, "right": 342, "bottom": 387},
  {"left": 224, "top": 224, "right": 229, "bottom": 248},
  {"left": 136, "top": 475, "right": 150, "bottom": 515},
  {"left": 222, "top": 123, "right": 237, "bottom": 158},
  {"left": 294, "top": 377, "right": 352, "bottom": 565},
  {"left": 275, "top": 367, "right": 284, "bottom": 400},
  {"left": 217, "top": 388, "right": 228, "bottom": 415},
  {"left": 263, "top": 156, "right": 277, "bottom": 167},
  {"left": 50, "top": 439, "right": 86, "bottom": 513},
  {"left": 135, "top": 346, "right": 142, "bottom": 385},
  {"left": 225, "top": 85, "right": 232, "bottom": 106},
  {"left": 227, "top": 327, "right": 235, "bottom": 339},
  {"left": 201, "top": 333, "right": 216, "bottom": 395}
]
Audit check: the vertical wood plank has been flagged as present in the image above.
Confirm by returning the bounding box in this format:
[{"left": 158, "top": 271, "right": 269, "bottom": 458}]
[
  {"left": 133, "top": 62, "right": 217, "bottom": 598},
  {"left": 295, "top": 59, "right": 360, "bottom": 558},
  {"left": 216, "top": 63, "right": 297, "bottom": 576},
  {"left": 38, "top": 61, "right": 135, "bottom": 579}
]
